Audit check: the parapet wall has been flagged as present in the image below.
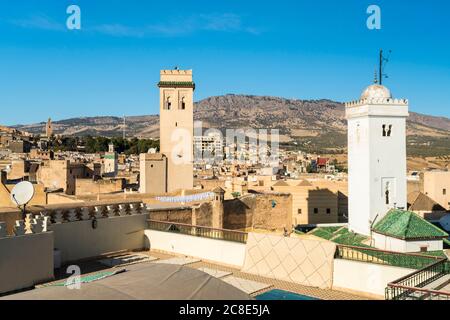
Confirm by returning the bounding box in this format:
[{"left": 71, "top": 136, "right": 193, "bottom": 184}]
[
  {"left": 0, "top": 231, "right": 54, "bottom": 295},
  {"left": 3, "top": 202, "right": 150, "bottom": 265}
]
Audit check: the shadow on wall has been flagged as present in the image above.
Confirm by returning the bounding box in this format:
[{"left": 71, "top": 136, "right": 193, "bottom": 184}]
[
  {"left": 223, "top": 193, "right": 292, "bottom": 232},
  {"left": 223, "top": 197, "right": 253, "bottom": 230},
  {"left": 337, "top": 191, "right": 348, "bottom": 223},
  {"left": 305, "top": 188, "right": 339, "bottom": 225}
]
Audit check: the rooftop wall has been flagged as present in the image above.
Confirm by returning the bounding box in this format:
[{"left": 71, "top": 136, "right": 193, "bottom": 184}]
[
  {"left": 41, "top": 202, "right": 149, "bottom": 264},
  {"left": 0, "top": 230, "right": 54, "bottom": 295}
]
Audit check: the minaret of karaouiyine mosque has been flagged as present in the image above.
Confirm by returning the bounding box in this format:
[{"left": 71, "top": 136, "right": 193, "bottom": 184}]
[
  {"left": 346, "top": 81, "right": 409, "bottom": 236},
  {"left": 158, "top": 69, "right": 195, "bottom": 192}
]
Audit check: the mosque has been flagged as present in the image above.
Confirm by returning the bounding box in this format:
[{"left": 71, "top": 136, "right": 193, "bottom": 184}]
[{"left": 346, "top": 81, "right": 448, "bottom": 252}]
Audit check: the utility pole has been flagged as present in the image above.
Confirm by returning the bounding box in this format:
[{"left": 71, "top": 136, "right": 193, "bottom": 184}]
[{"left": 123, "top": 115, "right": 126, "bottom": 140}]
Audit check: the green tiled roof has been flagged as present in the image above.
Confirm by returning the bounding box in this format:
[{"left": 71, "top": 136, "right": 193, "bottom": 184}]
[
  {"left": 372, "top": 209, "right": 449, "bottom": 240},
  {"left": 157, "top": 81, "right": 195, "bottom": 89}
]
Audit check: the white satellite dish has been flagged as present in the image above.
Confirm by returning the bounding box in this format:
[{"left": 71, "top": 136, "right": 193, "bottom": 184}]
[{"left": 11, "top": 181, "right": 35, "bottom": 207}]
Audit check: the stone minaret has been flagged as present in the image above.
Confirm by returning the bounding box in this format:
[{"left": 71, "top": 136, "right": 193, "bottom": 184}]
[
  {"left": 158, "top": 69, "right": 195, "bottom": 192},
  {"left": 346, "top": 84, "right": 409, "bottom": 236},
  {"left": 212, "top": 187, "right": 225, "bottom": 229},
  {"left": 45, "top": 118, "right": 53, "bottom": 137}
]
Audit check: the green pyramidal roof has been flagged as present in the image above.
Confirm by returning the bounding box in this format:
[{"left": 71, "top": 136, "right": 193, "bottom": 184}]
[{"left": 372, "top": 209, "right": 449, "bottom": 240}]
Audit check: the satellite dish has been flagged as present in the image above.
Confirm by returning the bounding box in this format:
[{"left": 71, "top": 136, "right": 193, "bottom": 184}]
[{"left": 11, "top": 181, "right": 35, "bottom": 207}]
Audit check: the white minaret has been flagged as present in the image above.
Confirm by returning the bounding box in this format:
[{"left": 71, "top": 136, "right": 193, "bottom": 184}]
[{"left": 346, "top": 83, "right": 409, "bottom": 236}]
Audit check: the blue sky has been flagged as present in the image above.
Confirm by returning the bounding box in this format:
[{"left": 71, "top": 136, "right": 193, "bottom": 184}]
[{"left": 0, "top": 0, "right": 449, "bottom": 125}]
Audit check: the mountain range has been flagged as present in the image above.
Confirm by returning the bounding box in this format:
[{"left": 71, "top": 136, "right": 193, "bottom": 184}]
[{"left": 11, "top": 95, "right": 450, "bottom": 156}]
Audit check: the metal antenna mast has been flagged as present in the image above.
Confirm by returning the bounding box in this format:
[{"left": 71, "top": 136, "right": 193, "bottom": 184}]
[
  {"left": 123, "top": 115, "right": 126, "bottom": 139},
  {"left": 379, "top": 49, "right": 392, "bottom": 85}
]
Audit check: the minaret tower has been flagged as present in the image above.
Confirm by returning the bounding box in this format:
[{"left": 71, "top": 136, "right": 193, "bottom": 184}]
[
  {"left": 45, "top": 118, "right": 53, "bottom": 137},
  {"left": 158, "top": 69, "right": 195, "bottom": 192},
  {"left": 346, "top": 81, "right": 409, "bottom": 236}
]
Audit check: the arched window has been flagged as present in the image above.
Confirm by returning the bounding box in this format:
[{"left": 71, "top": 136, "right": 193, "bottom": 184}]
[
  {"left": 165, "top": 97, "right": 171, "bottom": 110},
  {"left": 180, "top": 97, "right": 186, "bottom": 110},
  {"left": 382, "top": 124, "right": 386, "bottom": 137},
  {"left": 387, "top": 125, "right": 392, "bottom": 137}
]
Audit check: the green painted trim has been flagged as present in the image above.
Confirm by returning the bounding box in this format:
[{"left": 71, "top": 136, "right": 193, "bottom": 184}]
[{"left": 158, "top": 81, "right": 195, "bottom": 89}]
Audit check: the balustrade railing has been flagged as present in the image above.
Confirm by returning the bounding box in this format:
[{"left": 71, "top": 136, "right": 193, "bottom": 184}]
[{"left": 147, "top": 219, "right": 248, "bottom": 244}]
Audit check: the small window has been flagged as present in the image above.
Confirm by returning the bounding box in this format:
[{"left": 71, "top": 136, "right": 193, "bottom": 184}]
[
  {"left": 165, "top": 97, "right": 172, "bottom": 110},
  {"left": 297, "top": 209, "right": 302, "bottom": 214},
  {"left": 180, "top": 98, "right": 186, "bottom": 110},
  {"left": 420, "top": 246, "right": 428, "bottom": 253},
  {"left": 313, "top": 208, "right": 318, "bottom": 214},
  {"left": 175, "top": 122, "right": 178, "bottom": 127},
  {"left": 326, "top": 208, "right": 331, "bottom": 214},
  {"left": 382, "top": 124, "right": 392, "bottom": 137},
  {"left": 443, "top": 189, "right": 447, "bottom": 195},
  {"left": 387, "top": 125, "right": 392, "bottom": 137},
  {"left": 150, "top": 165, "right": 154, "bottom": 168}
]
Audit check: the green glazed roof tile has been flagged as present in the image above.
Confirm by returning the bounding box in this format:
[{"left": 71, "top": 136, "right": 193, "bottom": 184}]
[{"left": 372, "top": 209, "right": 449, "bottom": 240}]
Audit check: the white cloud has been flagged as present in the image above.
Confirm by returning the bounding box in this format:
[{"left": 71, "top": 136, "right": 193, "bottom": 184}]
[
  {"left": 8, "top": 12, "right": 261, "bottom": 38},
  {"left": 91, "top": 13, "right": 260, "bottom": 38},
  {"left": 10, "top": 14, "right": 65, "bottom": 31}
]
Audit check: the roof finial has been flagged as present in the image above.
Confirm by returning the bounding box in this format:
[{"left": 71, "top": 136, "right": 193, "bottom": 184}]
[{"left": 374, "top": 68, "right": 378, "bottom": 84}]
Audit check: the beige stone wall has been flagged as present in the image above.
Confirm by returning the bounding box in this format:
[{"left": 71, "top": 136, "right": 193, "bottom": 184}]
[
  {"left": 75, "top": 178, "right": 124, "bottom": 196},
  {"left": 149, "top": 207, "right": 194, "bottom": 224},
  {"left": 37, "top": 160, "right": 97, "bottom": 195},
  {"left": 139, "top": 153, "right": 167, "bottom": 194},
  {"left": 195, "top": 179, "right": 226, "bottom": 190},
  {"left": 242, "top": 232, "right": 336, "bottom": 289},
  {"left": 37, "top": 160, "right": 69, "bottom": 193},
  {"left": 193, "top": 202, "right": 213, "bottom": 227},
  {"left": 223, "top": 193, "right": 292, "bottom": 232},
  {"left": 8, "top": 160, "right": 25, "bottom": 180},
  {"left": 423, "top": 171, "right": 450, "bottom": 210},
  {"left": 272, "top": 185, "right": 338, "bottom": 225}
]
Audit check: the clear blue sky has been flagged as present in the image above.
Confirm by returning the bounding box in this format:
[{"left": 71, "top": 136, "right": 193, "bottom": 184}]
[{"left": 0, "top": 0, "right": 449, "bottom": 125}]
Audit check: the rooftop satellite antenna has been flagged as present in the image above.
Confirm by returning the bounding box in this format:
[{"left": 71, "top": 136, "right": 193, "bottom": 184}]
[
  {"left": 10, "top": 181, "right": 35, "bottom": 219},
  {"left": 378, "top": 49, "right": 392, "bottom": 85}
]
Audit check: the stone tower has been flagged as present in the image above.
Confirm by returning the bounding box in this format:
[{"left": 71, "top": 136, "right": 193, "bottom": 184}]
[
  {"left": 212, "top": 187, "right": 225, "bottom": 229},
  {"left": 104, "top": 143, "right": 118, "bottom": 177},
  {"left": 346, "top": 84, "right": 409, "bottom": 236},
  {"left": 45, "top": 118, "right": 53, "bottom": 137},
  {"left": 158, "top": 69, "right": 195, "bottom": 192}
]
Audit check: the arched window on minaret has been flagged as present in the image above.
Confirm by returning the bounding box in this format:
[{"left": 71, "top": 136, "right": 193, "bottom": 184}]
[
  {"left": 165, "top": 97, "right": 172, "bottom": 110},
  {"left": 385, "top": 181, "right": 390, "bottom": 205},
  {"left": 180, "top": 97, "right": 186, "bottom": 110},
  {"left": 387, "top": 125, "right": 392, "bottom": 137},
  {"left": 382, "top": 124, "right": 386, "bottom": 137}
]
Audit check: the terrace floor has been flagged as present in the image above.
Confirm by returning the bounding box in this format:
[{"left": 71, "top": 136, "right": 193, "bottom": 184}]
[{"left": 43, "top": 249, "right": 370, "bottom": 300}]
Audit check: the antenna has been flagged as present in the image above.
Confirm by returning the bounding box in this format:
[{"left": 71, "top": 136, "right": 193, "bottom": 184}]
[
  {"left": 123, "top": 115, "right": 126, "bottom": 140},
  {"left": 379, "top": 49, "right": 392, "bottom": 85},
  {"left": 10, "top": 181, "right": 35, "bottom": 219}
]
